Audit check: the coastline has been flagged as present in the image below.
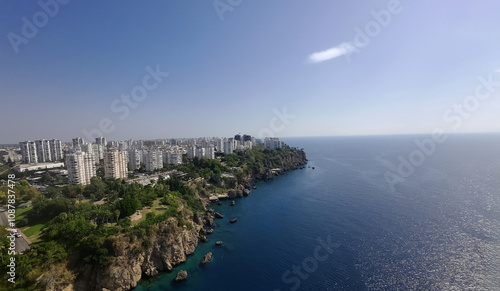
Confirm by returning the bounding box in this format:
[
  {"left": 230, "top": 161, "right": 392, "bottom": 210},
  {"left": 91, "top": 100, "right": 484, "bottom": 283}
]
[
  {"left": 135, "top": 153, "right": 308, "bottom": 290},
  {"left": 68, "top": 147, "right": 307, "bottom": 291}
]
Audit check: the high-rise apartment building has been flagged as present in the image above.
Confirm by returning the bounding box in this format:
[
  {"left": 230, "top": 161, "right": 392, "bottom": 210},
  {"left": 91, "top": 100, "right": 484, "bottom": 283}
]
[
  {"left": 187, "top": 146, "right": 196, "bottom": 160},
  {"left": 92, "top": 144, "right": 105, "bottom": 160},
  {"left": 19, "top": 141, "right": 38, "bottom": 164},
  {"left": 144, "top": 150, "right": 163, "bottom": 172},
  {"left": 128, "top": 149, "right": 142, "bottom": 170},
  {"left": 264, "top": 137, "right": 283, "bottom": 149},
  {"left": 72, "top": 137, "right": 84, "bottom": 149},
  {"left": 215, "top": 138, "right": 224, "bottom": 153},
  {"left": 104, "top": 149, "right": 127, "bottom": 179},
  {"left": 168, "top": 152, "right": 182, "bottom": 165},
  {"left": 196, "top": 147, "right": 205, "bottom": 159},
  {"left": 81, "top": 143, "right": 94, "bottom": 155},
  {"left": 95, "top": 137, "right": 107, "bottom": 146},
  {"left": 35, "top": 139, "right": 51, "bottom": 163},
  {"left": 20, "top": 139, "right": 63, "bottom": 164},
  {"left": 224, "top": 139, "right": 235, "bottom": 155},
  {"left": 66, "top": 152, "right": 96, "bottom": 185},
  {"left": 49, "top": 139, "right": 63, "bottom": 161},
  {"left": 205, "top": 146, "right": 215, "bottom": 159}
]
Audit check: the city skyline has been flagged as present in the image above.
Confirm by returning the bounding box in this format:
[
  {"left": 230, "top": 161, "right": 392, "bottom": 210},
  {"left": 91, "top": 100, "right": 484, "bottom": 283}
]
[{"left": 2, "top": 1, "right": 500, "bottom": 143}]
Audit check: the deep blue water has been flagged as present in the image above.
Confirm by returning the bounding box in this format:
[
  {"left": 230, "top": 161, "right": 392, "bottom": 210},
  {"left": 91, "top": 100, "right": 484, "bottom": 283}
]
[{"left": 135, "top": 134, "right": 500, "bottom": 290}]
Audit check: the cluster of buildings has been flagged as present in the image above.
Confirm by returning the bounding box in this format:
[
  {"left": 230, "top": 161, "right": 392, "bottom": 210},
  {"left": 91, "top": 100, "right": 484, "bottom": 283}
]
[
  {"left": 128, "top": 148, "right": 183, "bottom": 172},
  {"left": 0, "top": 148, "right": 20, "bottom": 163},
  {"left": 19, "top": 139, "right": 64, "bottom": 164},
  {"left": 12, "top": 134, "right": 284, "bottom": 185},
  {"left": 263, "top": 137, "right": 283, "bottom": 149}
]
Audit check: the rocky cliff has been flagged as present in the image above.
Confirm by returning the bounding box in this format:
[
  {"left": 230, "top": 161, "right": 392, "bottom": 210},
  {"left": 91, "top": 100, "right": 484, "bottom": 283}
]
[
  {"left": 71, "top": 212, "right": 211, "bottom": 291},
  {"left": 251, "top": 148, "right": 307, "bottom": 181}
]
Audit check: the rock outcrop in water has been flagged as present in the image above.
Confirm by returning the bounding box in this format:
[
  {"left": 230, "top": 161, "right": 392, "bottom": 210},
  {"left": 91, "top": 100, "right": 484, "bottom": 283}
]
[
  {"left": 200, "top": 252, "right": 212, "bottom": 265},
  {"left": 175, "top": 270, "right": 187, "bottom": 281}
]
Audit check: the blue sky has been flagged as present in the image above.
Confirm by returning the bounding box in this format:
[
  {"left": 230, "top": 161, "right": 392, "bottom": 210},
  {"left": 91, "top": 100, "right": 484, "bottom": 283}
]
[{"left": 1, "top": 0, "right": 500, "bottom": 143}]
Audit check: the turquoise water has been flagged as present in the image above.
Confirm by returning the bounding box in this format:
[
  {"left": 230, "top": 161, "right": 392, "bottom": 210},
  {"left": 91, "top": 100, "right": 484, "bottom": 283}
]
[{"left": 136, "top": 135, "right": 500, "bottom": 290}]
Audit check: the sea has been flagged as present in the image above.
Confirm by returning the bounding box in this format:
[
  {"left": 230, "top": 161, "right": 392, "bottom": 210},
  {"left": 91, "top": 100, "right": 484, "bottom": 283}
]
[{"left": 135, "top": 134, "right": 500, "bottom": 291}]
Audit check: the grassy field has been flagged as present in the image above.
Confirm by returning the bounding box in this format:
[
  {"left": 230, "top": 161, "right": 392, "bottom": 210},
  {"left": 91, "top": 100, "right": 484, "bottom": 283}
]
[
  {"left": 22, "top": 224, "right": 44, "bottom": 242},
  {"left": 15, "top": 206, "right": 31, "bottom": 221},
  {"left": 131, "top": 198, "right": 168, "bottom": 226},
  {"left": 16, "top": 206, "right": 46, "bottom": 243}
]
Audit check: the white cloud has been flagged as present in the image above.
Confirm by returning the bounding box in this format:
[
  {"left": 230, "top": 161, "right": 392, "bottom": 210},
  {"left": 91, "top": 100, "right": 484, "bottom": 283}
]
[{"left": 308, "top": 42, "right": 355, "bottom": 64}]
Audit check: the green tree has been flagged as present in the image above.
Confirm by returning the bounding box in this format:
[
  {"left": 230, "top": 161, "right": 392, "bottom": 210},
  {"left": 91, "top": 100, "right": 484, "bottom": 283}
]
[
  {"left": 83, "top": 177, "right": 107, "bottom": 199},
  {"left": 115, "top": 197, "right": 139, "bottom": 218},
  {"left": 7, "top": 157, "right": 14, "bottom": 167}
]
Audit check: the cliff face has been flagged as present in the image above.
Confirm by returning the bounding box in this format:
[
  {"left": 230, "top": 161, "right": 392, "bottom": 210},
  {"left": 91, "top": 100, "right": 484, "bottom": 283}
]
[{"left": 72, "top": 214, "right": 208, "bottom": 291}]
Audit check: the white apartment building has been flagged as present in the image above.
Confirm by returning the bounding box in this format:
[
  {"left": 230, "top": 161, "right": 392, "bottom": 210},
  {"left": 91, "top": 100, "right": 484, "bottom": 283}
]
[
  {"left": 187, "top": 146, "right": 196, "bottom": 160},
  {"left": 19, "top": 141, "right": 38, "bottom": 164},
  {"left": 224, "top": 139, "right": 235, "bottom": 155},
  {"left": 72, "top": 137, "right": 84, "bottom": 149},
  {"left": 20, "top": 140, "right": 63, "bottom": 164},
  {"left": 81, "top": 143, "right": 94, "bottom": 155},
  {"left": 118, "top": 141, "right": 129, "bottom": 151},
  {"left": 35, "top": 139, "right": 51, "bottom": 163},
  {"left": 205, "top": 146, "right": 215, "bottom": 159},
  {"left": 66, "top": 152, "right": 96, "bottom": 185},
  {"left": 95, "top": 137, "right": 107, "bottom": 146},
  {"left": 244, "top": 141, "right": 253, "bottom": 150},
  {"left": 144, "top": 150, "right": 163, "bottom": 171},
  {"left": 92, "top": 144, "right": 105, "bottom": 160},
  {"left": 162, "top": 147, "right": 183, "bottom": 165},
  {"left": 196, "top": 147, "right": 205, "bottom": 159},
  {"left": 104, "top": 149, "right": 127, "bottom": 179},
  {"left": 108, "top": 141, "right": 119, "bottom": 148},
  {"left": 128, "top": 149, "right": 142, "bottom": 170},
  {"left": 264, "top": 137, "right": 283, "bottom": 149},
  {"left": 215, "top": 138, "right": 224, "bottom": 153},
  {"left": 49, "top": 139, "right": 63, "bottom": 161},
  {"left": 168, "top": 152, "right": 183, "bottom": 165}
]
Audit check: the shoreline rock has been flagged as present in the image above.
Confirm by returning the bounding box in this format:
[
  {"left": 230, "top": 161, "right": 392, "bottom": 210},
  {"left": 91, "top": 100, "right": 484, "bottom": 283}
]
[
  {"left": 200, "top": 252, "right": 212, "bottom": 265},
  {"left": 175, "top": 270, "right": 187, "bottom": 281}
]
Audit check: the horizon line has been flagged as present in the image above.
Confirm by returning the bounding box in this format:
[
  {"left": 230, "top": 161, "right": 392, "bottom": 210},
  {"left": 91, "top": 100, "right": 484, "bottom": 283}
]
[{"left": 2, "top": 131, "right": 500, "bottom": 146}]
